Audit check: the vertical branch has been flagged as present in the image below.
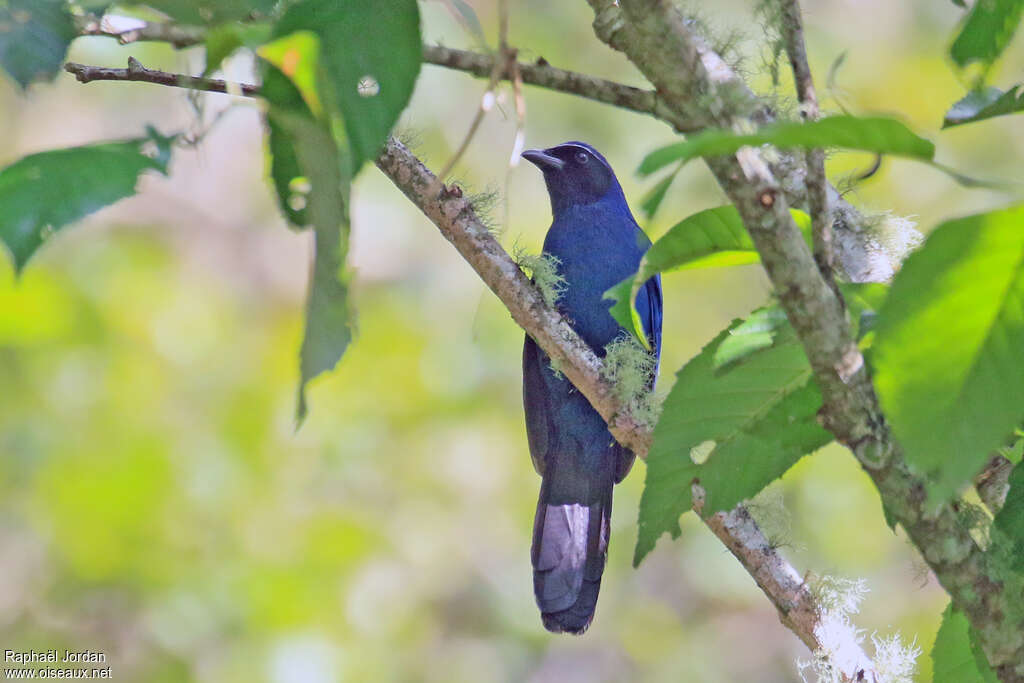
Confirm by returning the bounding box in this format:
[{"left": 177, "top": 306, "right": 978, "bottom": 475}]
[{"left": 778, "top": 0, "right": 834, "bottom": 284}]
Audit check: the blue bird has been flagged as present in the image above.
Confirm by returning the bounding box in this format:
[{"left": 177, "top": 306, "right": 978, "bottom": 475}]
[{"left": 521, "top": 142, "right": 663, "bottom": 634}]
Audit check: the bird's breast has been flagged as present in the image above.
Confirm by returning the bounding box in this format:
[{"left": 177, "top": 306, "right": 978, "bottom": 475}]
[{"left": 542, "top": 205, "right": 647, "bottom": 352}]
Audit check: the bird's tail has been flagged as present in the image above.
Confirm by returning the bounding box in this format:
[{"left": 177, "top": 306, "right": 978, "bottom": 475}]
[{"left": 531, "top": 470, "right": 613, "bottom": 635}]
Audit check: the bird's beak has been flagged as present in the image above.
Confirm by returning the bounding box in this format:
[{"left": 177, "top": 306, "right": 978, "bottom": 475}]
[{"left": 521, "top": 149, "right": 564, "bottom": 171}]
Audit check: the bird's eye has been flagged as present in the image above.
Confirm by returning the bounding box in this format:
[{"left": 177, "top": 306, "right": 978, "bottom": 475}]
[{"left": 575, "top": 151, "right": 588, "bottom": 164}]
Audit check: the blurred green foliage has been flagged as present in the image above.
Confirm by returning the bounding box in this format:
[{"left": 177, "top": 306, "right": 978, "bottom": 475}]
[{"left": 2, "top": 0, "right": 1023, "bottom": 680}]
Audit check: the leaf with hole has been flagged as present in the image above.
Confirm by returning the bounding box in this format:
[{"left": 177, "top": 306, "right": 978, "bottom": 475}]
[
  {"left": 634, "top": 319, "right": 829, "bottom": 565},
  {"left": 638, "top": 115, "right": 935, "bottom": 176},
  {"left": 873, "top": 205, "right": 1024, "bottom": 503},
  {"left": 0, "top": 129, "right": 173, "bottom": 273},
  {"left": 0, "top": 0, "right": 75, "bottom": 88},
  {"left": 274, "top": 0, "right": 422, "bottom": 174},
  {"left": 943, "top": 86, "right": 1024, "bottom": 128},
  {"left": 261, "top": 60, "right": 315, "bottom": 227},
  {"left": 265, "top": 68, "right": 355, "bottom": 423}
]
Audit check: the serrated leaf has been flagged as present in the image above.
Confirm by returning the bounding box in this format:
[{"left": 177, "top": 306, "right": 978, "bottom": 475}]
[
  {"left": 634, "top": 321, "right": 826, "bottom": 565},
  {"left": 265, "top": 75, "right": 354, "bottom": 424},
  {"left": 873, "top": 205, "right": 1024, "bottom": 503},
  {"left": 604, "top": 206, "right": 810, "bottom": 343},
  {"left": 638, "top": 115, "right": 935, "bottom": 176},
  {"left": 133, "top": 0, "right": 277, "bottom": 23},
  {"left": 993, "top": 461, "right": 1024, "bottom": 571},
  {"left": 950, "top": 0, "right": 1024, "bottom": 69},
  {"left": 0, "top": 0, "right": 75, "bottom": 88},
  {"left": 274, "top": 0, "right": 422, "bottom": 174},
  {"left": 713, "top": 305, "right": 788, "bottom": 369},
  {"left": 932, "top": 604, "right": 999, "bottom": 682},
  {"left": 943, "top": 85, "right": 1024, "bottom": 128},
  {"left": 0, "top": 130, "right": 173, "bottom": 272}
]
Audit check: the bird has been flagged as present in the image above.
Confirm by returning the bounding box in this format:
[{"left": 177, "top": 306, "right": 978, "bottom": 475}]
[{"left": 521, "top": 141, "right": 663, "bottom": 634}]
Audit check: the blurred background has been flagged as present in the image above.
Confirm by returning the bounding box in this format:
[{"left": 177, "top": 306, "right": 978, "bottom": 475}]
[{"left": 2, "top": 0, "right": 1023, "bottom": 680}]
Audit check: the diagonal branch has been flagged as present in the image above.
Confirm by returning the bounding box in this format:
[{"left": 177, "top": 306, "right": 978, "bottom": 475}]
[
  {"left": 64, "top": 53, "right": 880, "bottom": 678},
  {"left": 375, "top": 136, "right": 874, "bottom": 678},
  {"left": 585, "top": 0, "right": 1024, "bottom": 678}
]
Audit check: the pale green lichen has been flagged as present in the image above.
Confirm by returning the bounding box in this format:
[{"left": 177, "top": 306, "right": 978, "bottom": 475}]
[
  {"left": 513, "top": 245, "right": 566, "bottom": 310},
  {"left": 466, "top": 184, "right": 502, "bottom": 236},
  {"left": 602, "top": 334, "right": 661, "bottom": 429},
  {"left": 747, "top": 487, "right": 798, "bottom": 552}
]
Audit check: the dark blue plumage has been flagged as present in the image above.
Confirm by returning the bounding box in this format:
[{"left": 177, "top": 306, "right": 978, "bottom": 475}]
[{"left": 521, "top": 142, "right": 663, "bottom": 634}]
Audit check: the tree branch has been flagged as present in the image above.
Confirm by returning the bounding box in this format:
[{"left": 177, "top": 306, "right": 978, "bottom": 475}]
[
  {"left": 75, "top": 16, "right": 919, "bottom": 283},
  {"left": 64, "top": 50, "right": 882, "bottom": 679},
  {"left": 585, "top": 0, "right": 1024, "bottom": 677},
  {"left": 375, "top": 136, "right": 875, "bottom": 679},
  {"left": 64, "top": 58, "right": 261, "bottom": 97},
  {"left": 74, "top": 13, "right": 204, "bottom": 49},
  {"left": 778, "top": 0, "right": 834, "bottom": 285}
]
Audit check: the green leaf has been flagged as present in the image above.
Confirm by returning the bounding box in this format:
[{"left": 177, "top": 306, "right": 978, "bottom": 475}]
[
  {"left": 203, "top": 22, "right": 272, "bottom": 76},
  {"left": 639, "top": 167, "right": 679, "bottom": 218},
  {"left": 943, "top": 85, "right": 1024, "bottom": 128},
  {"left": 994, "top": 461, "right": 1024, "bottom": 571},
  {"left": 0, "top": 130, "right": 173, "bottom": 272},
  {"left": 713, "top": 305, "right": 788, "bottom": 369},
  {"left": 604, "top": 206, "right": 810, "bottom": 343},
  {"left": 264, "top": 69, "right": 354, "bottom": 423},
  {"left": 1000, "top": 431, "right": 1024, "bottom": 465},
  {"left": 950, "top": 0, "right": 1024, "bottom": 69},
  {"left": 274, "top": 0, "right": 422, "bottom": 174},
  {"left": 261, "top": 61, "right": 314, "bottom": 227},
  {"left": 638, "top": 115, "right": 935, "bottom": 176},
  {"left": 873, "top": 205, "right": 1024, "bottom": 503},
  {"left": 0, "top": 0, "right": 75, "bottom": 88},
  {"left": 634, "top": 320, "right": 829, "bottom": 565},
  {"left": 134, "top": 0, "right": 277, "bottom": 23},
  {"left": 932, "top": 604, "right": 1000, "bottom": 683}
]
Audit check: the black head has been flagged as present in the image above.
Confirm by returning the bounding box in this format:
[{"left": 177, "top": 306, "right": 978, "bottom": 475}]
[{"left": 522, "top": 141, "right": 625, "bottom": 214}]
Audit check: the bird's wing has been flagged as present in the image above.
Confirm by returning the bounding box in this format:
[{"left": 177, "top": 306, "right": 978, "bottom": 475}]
[
  {"left": 645, "top": 273, "right": 664, "bottom": 385},
  {"left": 523, "top": 334, "right": 553, "bottom": 476}
]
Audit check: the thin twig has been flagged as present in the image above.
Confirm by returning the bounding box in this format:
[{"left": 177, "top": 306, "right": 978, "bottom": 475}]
[
  {"left": 75, "top": 19, "right": 915, "bottom": 284},
  {"left": 64, "top": 58, "right": 261, "bottom": 97},
  {"left": 431, "top": 0, "right": 511, "bottom": 195},
  {"left": 74, "top": 13, "right": 204, "bottom": 48},
  {"left": 778, "top": 0, "right": 834, "bottom": 285}
]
